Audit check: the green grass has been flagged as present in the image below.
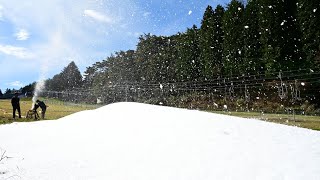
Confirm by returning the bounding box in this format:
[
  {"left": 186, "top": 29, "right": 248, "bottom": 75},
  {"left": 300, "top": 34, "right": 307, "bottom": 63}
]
[
  {"left": 212, "top": 110, "right": 320, "bottom": 131},
  {"left": 0, "top": 98, "right": 100, "bottom": 124}
]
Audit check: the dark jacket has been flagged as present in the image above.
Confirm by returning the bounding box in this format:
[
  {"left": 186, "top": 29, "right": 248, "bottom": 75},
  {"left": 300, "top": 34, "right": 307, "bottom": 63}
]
[
  {"left": 11, "top": 96, "right": 20, "bottom": 107},
  {"left": 37, "top": 101, "right": 47, "bottom": 110}
]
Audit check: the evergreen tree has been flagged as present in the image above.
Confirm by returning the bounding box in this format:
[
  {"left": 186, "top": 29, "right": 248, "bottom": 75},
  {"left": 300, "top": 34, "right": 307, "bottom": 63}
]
[
  {"left": 258, "top": 0, "right": 304, "bottom": 73},
  {"left": 120, "top": 50, "right": 137, "bottom": 82},
  {"left": 0, "top": 89, "right": 3, "bottom": 97},
  {"left": 281, "top": 0, "right": 305, "bottom": 70},
  {"left": 4, "top": 88, "right": 12, "bottom": 95},
  {"left": 46, "top": 61, "right": 83, "bottom": 91},
  {"left": 222, "top": 0, "right": 245, "bottom": 76},
  {"left": 90, "top": 64, "right": 108, "bottom": 95},
  {"left": 105, "top": 50, "right": 136, "bottom": 83},
  {"left": 157, "top": 36, "right": 177, "bottom": 83},
  {"left": 258, "top": 0, "right": 281, "bottom": 73},
  {"left": 175, "top": 25, "right": 201, "bottom": 82},
  {"left": 297, "top": 0, "right": 320, "bottom": 69},
  {"left": 134, "top": 35, "right": 149, "bottom": 82},
  {"left": 46, "top": 74, "right": 63, "bottom": 91},
  {"left": 243, "top": 0, "right": 263, "bottom": 74},
  {"left": 60, "top": 61, "right": 83, "bottom": 90},
  {"left": 212, "top": 5, "right": 225, "bottom": 76},
  {"left": 135, "top": 34, "right": 157, "bottom": 82},
  {"left": 21, "top": 82, "right": 36, "bottom": 94},
  {"left": 83, "top": 66, "right": 97, "bottom": 88},
  {"left": 199, "top": 5, "right": 216, "bottom": 80},
  {"left": 135, "top": 34, "right": 176, "bottom": 83}
]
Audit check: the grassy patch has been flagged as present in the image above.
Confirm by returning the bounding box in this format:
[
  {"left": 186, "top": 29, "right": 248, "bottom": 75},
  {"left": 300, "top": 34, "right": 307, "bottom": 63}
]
[
  {"left": 0, "top": 98, "right": 100, "bottom": 124},
  {"left": 212, "top": 110, "right": 320, "bottom": 131}
]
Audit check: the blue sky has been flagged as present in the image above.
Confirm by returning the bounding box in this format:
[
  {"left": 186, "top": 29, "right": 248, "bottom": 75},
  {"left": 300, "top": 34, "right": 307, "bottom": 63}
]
[{"left": 0, "top": 0, "right": 228, "bottom": 92}]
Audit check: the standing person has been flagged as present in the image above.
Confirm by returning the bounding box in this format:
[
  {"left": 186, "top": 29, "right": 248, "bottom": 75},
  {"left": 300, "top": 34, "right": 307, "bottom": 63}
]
[
  {"left": 36, "top": 100, "right": 47, "bottom": 119},
  {"left": 11, "top": 93, "right": 21, "bottom": 119}
]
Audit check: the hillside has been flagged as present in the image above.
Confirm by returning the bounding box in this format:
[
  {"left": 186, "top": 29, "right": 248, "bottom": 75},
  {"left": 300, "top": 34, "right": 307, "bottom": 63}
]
[{"left": 0, "top": 102, "right": 319, "bottom": 179}]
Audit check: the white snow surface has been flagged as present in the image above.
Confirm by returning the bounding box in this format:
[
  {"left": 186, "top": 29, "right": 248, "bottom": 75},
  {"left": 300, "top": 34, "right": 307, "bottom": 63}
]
[{"left": 0, "top": 102, "right": 320, "bottom": 180}]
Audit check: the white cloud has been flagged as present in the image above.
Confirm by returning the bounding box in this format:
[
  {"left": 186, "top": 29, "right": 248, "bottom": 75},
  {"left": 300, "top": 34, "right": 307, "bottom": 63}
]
[
  {"left": 126, "top": 31, "right": 141, "bottom": 38},
  {"left": 143, "top": 12, "right": 151, "bottom": 17},
  {"left": 83, "top": 9, "right": 114, "bottom": 24},
  {"left": 7, "top": 81, "right": 24, "bottom": 88},
  {"left": 0, "top": 44, "right": 34, "bottom": 59},
  {"left": 0, "top": 5, "right": 3, "bottom": 20},
  {"left": 15, "top": 29, "right": 30, "bottom": 40},
  {"left": 0, "top": 0, "right": 147, "bottom": 91},
  {"left": 0, "top": 0, "right": 143, "bottom": 75}
]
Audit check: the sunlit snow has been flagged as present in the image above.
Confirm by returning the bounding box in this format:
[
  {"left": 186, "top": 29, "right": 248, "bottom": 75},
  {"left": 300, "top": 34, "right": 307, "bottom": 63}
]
[{"left": 0, "top": 102, "right": 319, "bottom": 180}]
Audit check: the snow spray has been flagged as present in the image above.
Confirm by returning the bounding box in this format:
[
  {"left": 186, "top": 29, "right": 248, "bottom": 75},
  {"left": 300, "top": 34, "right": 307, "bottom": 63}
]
[{"left": 32, "top": 65, "right": 48, "bottom": 109}]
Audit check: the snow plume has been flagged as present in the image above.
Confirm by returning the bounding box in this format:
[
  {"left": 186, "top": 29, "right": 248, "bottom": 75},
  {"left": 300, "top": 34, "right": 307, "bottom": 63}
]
[{"left": 32, "top": 65, "right": 48, "bottom": 109}]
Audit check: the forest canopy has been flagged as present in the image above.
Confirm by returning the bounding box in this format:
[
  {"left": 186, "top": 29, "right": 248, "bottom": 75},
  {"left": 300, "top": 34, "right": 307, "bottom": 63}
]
[{"left": 14, "top": 0, "right": 320, "bottom": 113}]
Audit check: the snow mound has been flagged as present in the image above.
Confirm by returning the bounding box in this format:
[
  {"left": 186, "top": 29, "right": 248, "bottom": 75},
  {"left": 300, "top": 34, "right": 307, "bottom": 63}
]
[{"left": 0, "top": 102, "right": 319, "bottom": 180}]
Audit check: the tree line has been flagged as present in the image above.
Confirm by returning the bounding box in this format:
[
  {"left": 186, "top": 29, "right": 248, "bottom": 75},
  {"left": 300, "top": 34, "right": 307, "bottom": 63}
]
[
  {"left": 82, "top": 0, "right": 319, "bottom": 84},
  {"left": 80, "top": 0, "right": 319, "bottom": 106},
  {"left": 11, "top": 0, "right": 320, "bottom": 112}
]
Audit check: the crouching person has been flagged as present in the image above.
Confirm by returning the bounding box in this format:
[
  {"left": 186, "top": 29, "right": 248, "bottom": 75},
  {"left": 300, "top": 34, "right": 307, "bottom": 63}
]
[{"left": 35, "top": 100, "right": 48, "bottom": 119}]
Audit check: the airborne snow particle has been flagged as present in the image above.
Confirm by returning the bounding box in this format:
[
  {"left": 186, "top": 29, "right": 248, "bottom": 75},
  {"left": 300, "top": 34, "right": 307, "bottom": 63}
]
[
  {"left": 188, "top": 10, "right": 192, "bottom": 15},
  {"left": 244, "top": 25, "right": 249, "bottom": 29},
  {"left": 313, "top": 8, "right": 317, "bottom": 12},
  {"left": 280, "top": 21, "right": 285, "bottom": 26}
]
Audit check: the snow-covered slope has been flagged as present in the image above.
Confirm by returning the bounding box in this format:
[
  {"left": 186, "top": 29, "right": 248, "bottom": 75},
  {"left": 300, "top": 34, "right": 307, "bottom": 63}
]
[{"left": 0, "top": 102, "right": 319, "bottom": 180}]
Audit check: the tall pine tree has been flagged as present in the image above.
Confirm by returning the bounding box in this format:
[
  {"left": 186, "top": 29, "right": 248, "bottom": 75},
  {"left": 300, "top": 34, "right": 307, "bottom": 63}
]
[
  {"left": 175, "top": 25, "right": 201, "bottom": 82},
  {"left": 281, "top": 0, "right": 305, "bottom": 70},
  {"left": 47, "top": 61, "right": 83, "bottom": 91},
  {"left": 61, "top": 61, "right": 83, "bottom": 90},
  {"left": 243, "top": 0, "right": 263, "bottom": 74},
  {"left": 258, "top": 0, "right": 303, "bottom": 73},
  {"left": 212, "top": 5, "right": 225, "bottom": 76},
  {"left": 135, "top": 34, "right": 176, "bottom": 83},
  {"left": 297, "top": 0, "right": 320, "bottom": 69},
  {"left": 199, "top": 5, "right": 216, "bottom": 80},
  {"left": 222, "top": 0, "right": 245, "bottom": 76}
]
